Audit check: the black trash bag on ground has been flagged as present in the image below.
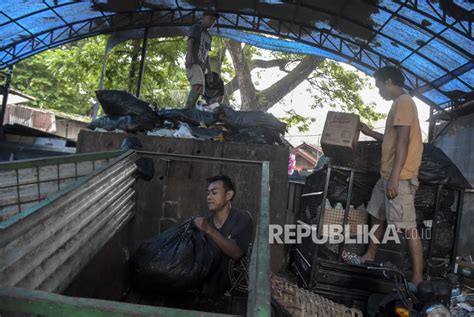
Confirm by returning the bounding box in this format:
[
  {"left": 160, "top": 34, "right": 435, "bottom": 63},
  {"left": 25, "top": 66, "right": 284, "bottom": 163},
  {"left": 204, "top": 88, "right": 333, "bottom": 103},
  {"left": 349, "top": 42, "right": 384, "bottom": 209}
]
[
  {"left": 419, "top": 143, "right": 471, "bottom": 189},
  {"left": 215, "top": 106, "right": 286, "bottom": 134},
  {"left": 87, "top": 115, "right": 155, "bottom": 132},
  {"left": 228, "top": 127, "right": 283, "bottom": 145},
  {"left": 96, "top": 90, "right": 157, "bottom": 119},
  {"left": 130, "top": 219, "right": 219, "bottom": 294},
  {"left": 134, "top": 158, "right": 154, "bottom": 181},
  {"left": 158, "top": 108, "right": 217, "bottom": 127},
  {"left": 121, "top": 136, "right": 142, "bottom": 150}
]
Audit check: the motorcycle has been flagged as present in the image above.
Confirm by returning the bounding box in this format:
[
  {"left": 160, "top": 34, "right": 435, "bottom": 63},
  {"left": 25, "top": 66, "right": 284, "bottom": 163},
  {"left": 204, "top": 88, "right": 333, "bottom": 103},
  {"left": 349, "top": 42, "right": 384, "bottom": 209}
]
[{"left": 365, "top": 261, "right": 452, "bottom": 317}]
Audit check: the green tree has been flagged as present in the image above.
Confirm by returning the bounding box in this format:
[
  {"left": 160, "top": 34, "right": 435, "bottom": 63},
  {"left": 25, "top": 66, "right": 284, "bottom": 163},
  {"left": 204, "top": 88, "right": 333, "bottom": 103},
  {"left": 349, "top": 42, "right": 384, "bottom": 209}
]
[
  {"left": 11, "top": 34, "right": 383, "bottom": 130},
  {"left": 11, "top": 35, "right": 189, "bottom": 116}
]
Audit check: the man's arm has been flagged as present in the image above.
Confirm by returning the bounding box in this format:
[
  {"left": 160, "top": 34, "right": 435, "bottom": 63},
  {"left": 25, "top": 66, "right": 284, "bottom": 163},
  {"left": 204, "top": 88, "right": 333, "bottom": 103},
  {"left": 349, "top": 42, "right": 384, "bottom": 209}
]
[
  {"left": 359, "top": 122, "right": 384, "bottom": 141},
  {"left": 186, "top": 38, "right": 194, "bottom": 68},
  {"left": 194, "top": 217, "right": 243, "bottom": 260},
  {"left": 386, "top": 125, "right": 410, "bottom": 199}
]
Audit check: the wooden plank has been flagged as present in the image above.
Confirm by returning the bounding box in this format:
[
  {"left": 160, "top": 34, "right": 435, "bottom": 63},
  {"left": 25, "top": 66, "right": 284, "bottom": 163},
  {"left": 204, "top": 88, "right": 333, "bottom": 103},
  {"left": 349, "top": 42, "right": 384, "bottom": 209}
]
[
  {"left": 77, "top": 161, "right": 94, "bottom": 176},
  {"left": 38, "top": 165, "right": 59, "bottom": 182},
  {"left": 0, "top": 205, "right": 18, "bottom": 222},
  {"left": 0, "top": 170, "right": 18, "bottom": 188},
  {"left": 58, "top": 163, "right": 77, "bottom": 179}
]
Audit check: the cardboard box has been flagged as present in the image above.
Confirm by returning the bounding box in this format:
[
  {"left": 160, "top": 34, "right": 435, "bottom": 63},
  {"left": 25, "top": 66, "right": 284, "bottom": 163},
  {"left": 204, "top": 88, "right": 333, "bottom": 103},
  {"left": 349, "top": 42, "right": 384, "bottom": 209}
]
[
  {"left": 455, "top": 259, "right": 474, "bottom": 278},
  {"left": 321, "top": 111, "right": 360, "bottom": 159}
]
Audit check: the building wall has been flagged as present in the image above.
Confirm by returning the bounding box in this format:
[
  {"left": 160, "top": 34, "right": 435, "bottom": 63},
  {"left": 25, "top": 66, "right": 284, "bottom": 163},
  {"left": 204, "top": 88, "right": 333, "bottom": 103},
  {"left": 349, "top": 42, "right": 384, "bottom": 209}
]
[
  {"left": 295, "top": 156, "right": 314, "bottom": 171},
  {"left": 434, "top": 112, "right": 474, "bottom": 257},
  {"left": 55, "top": 117, "right": 88, "bottom": 141}
]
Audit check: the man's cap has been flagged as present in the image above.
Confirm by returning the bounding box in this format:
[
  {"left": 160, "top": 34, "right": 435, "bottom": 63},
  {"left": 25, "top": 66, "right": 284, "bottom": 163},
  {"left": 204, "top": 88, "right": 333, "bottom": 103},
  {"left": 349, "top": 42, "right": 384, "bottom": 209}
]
[{"left": 203, "top": 9, "right": 220, "bottom": 19}]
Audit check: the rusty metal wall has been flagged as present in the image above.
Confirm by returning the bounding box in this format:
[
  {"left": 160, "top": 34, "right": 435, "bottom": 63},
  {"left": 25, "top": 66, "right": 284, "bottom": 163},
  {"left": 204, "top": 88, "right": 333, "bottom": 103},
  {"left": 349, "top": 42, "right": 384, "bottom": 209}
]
[
  {"left": 3, "top": 104, "right": 56, "bottom": 133},
  {"left": 0, "top": 152, "right": 137, "bottom": 293}
]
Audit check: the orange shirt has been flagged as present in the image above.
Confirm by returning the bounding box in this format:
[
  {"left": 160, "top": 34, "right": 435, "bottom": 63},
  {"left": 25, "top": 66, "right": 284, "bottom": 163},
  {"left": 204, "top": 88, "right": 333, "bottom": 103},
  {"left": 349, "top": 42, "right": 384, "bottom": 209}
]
[{"left": 381, "top": 94, "right": 423, "bottom": 180}]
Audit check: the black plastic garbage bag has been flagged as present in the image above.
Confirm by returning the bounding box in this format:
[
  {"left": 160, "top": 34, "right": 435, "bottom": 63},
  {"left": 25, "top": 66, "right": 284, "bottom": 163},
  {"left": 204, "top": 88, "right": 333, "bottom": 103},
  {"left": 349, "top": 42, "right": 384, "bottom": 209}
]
[
  {"left": 87, "top": 115, "right": 155, "bottom": 132},
  {"left": 419, "top": 143, "right": 471, "bottom": 189},
  {"left": 121, "top": 136, "right": 143, "bottom": 150},
  {"left": 216, "top": 106, "right": 287, "bottom": 134},
  {"left": 229, "top": 127, "right": 283, "bottom": 145},
  {"left": 96, "top": 90, "right": 157, "bottom": 119},
  {"left": 158, "top": 108, "right": 217, "bottom": 127},
  {"left": 134, "top": 158, "right": 154, "bottom": 181},
  {"left": 186, "top": 125, "right": 221, "bottom": 140},
  {"left": 324, "top": 142, "right": 470, "bottom": 189},
  {"left": 130, "top": 220, "right": 219, "bottom": 293}
]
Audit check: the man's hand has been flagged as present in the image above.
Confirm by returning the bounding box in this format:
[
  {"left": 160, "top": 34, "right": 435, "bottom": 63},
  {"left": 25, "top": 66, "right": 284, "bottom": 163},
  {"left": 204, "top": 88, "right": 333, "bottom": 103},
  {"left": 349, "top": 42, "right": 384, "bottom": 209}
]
[
  {"left": 193, "top": 217, "right": 211, "bottom": 234},
  {"left": 359, "top": 122, "right": 371, "bottom": 135},
  {"left": 386, "top": 177, "right": 399, "bottom": 200},
  {"left": 359, "top": 122, "right": 384, "bottom": 141}
]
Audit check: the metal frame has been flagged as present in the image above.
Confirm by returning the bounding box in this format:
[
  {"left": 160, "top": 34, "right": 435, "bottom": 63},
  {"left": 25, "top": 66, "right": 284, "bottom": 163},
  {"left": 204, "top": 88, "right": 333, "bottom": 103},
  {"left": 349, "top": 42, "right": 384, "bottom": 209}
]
[
  {"left": 0, "top": 150, "right": 122, "bottom": 212},
  {"left": 0, "top": 66, "right": 12, "bottom": 133},
  {"left": 302, "top": 164, "right": 365, "bottom": 288},
  {"left": 425, "top": 184, "right": 465, "bottom": 277},
  {"left": 0, "top": 150, "right": 271, "bottom": 317},
  {"left": 0, "top": 2, "right": 472, "bottom": 109}
]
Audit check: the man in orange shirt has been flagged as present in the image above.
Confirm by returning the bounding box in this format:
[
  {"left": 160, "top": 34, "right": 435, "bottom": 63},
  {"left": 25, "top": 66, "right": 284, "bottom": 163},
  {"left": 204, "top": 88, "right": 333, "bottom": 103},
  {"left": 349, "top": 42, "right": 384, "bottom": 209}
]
[{"left": 343, "top": 66, "right": 424, "bottom": 287}]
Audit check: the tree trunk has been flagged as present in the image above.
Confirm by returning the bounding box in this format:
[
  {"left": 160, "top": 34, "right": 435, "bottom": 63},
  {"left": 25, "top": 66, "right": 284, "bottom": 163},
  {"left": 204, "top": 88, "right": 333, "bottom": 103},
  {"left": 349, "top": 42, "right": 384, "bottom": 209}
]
[
  {"left": 225, "top": 40, "right": 258, "bottom": 111},
  {"left": 225, "top": 39, "right": 325, "bottom": 112},
  {"left": 128, "top": 40, "right": 141, "bottom": 94},
  {"left": 259, "top": 55, "right": 324, "bottom": 112}
]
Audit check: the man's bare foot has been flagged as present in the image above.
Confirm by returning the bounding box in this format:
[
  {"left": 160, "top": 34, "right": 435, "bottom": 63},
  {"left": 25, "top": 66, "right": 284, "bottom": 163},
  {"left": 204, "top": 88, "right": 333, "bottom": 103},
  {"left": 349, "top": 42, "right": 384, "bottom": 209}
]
[
  {"left": 360, "top": 253, "right": 375, "bottom": 264},
  {"left": 411, "top": 277, "right": 423, "bottom": 287}
]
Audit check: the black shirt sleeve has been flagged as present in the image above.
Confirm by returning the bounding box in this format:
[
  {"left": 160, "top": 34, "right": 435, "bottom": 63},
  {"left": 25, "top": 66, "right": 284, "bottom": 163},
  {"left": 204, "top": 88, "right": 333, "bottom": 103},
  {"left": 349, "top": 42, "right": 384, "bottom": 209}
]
[
  {"left": 188, "top": 24, "right": 201, "bottom": 41},
  {"left": 229, "top": 210, "right": 254, "bottom": 255}
]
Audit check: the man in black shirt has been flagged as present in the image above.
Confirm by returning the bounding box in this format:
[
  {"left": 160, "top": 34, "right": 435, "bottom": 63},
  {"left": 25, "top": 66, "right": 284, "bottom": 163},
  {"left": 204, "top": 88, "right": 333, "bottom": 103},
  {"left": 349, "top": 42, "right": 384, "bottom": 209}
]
[
  {"left": 193, "top": 175, "right": 254, "bottom": 295},
  {"left": 185, "top": 10, "right": 219, "bottom": 109}
]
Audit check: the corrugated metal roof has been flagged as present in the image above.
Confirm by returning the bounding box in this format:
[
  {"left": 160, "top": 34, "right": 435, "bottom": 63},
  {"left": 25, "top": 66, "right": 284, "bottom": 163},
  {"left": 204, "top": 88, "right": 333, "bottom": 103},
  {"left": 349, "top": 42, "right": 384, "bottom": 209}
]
[{"left": 0, "top": 0, "right": 472, "bottom": 109}]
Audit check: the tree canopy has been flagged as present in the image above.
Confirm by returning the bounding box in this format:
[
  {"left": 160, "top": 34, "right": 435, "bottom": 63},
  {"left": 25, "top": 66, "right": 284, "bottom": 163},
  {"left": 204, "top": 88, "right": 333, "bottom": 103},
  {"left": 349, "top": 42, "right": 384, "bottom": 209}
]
[{"left": 11, "top": 34, "right": 383, "bottom": 130}]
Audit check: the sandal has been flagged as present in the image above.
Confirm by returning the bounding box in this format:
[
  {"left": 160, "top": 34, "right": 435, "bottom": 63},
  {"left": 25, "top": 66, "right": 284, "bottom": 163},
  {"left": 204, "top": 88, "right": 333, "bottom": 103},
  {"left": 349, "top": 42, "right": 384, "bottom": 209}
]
[{"left": 341, "top": 249, "right": 362, "bottom": 265}]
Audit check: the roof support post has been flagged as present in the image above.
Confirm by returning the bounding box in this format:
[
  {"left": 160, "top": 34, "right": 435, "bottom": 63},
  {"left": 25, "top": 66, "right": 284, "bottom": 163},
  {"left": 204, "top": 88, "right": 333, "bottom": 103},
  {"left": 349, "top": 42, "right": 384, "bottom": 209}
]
[
  {"left": 0, "top": 66, "right": 13, "bottom": 138},
  {"left": 136, "top": 27, "right": 149, "bottom": 99},
  {"left": 92, "top": 43, "right": 110, "bottom": 120},
  {"left": 428, "top": 106, "right": 434, "bottom": 143}
]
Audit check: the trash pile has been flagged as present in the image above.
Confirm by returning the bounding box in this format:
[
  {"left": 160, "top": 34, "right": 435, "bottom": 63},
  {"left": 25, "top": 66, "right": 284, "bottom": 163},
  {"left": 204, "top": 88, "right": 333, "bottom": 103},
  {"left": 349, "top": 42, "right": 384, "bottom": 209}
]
[{"left": 87, "top": 90, "right": 287, "bottom": 145}]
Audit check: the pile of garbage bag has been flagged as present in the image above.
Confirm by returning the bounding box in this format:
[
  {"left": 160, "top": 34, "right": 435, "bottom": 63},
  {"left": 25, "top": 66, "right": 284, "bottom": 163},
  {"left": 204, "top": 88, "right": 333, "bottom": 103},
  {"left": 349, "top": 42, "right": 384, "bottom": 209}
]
[
  {"left": 87, "top": 90, "right": 287, "bottom": 145},
  {"left": 319, "top": 141, "right": 471, "bottom": 189}
]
